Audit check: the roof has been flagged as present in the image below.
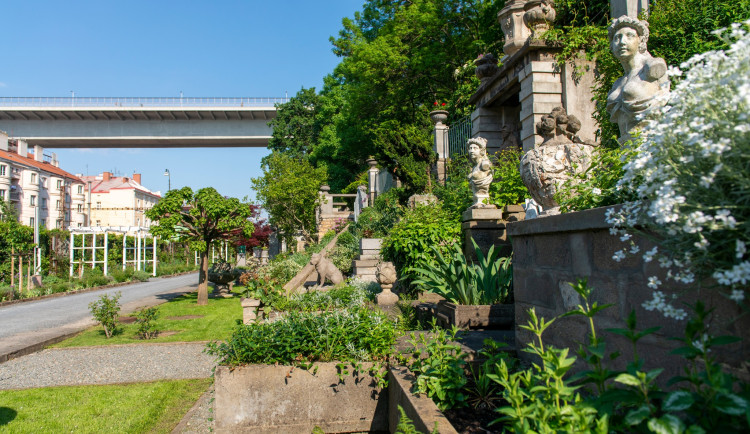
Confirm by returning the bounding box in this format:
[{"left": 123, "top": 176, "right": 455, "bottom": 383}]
[
  {"left": 0, "top": 148, "right": 83, "bottom": 183},
  {"left": 79, "top": 175, "right": 161, "bottom": 198}
]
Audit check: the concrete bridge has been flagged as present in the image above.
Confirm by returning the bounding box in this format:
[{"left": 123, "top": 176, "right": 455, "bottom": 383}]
[{"left": 0, "top": 97, "right": 286, "bottom": 148}]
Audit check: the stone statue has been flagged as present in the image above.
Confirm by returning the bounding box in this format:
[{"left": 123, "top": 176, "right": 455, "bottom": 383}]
[
  {"left": 376, "top": 261, "right": 399, "bottom": 306},
  {"left": 520, "top": 107, "right": 596, "bottom": 214},
  {"left": 467, "top": 137, "right": 495, "bottom": 209},
  {"left": 310, "top": 253, "right": 344, "bottom": 286},
  {"left": 606, "top": 16, "right": 669, "bottom": 143}
]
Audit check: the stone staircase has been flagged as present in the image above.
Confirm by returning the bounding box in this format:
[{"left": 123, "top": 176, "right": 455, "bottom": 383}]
[{"left": 352, "top": 238, "right": 382, "bottom": 282}]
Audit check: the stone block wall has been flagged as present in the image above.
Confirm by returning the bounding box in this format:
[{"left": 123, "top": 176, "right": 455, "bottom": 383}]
[{"left": 508, "top": 206, "right": 750, "bottom": 384}]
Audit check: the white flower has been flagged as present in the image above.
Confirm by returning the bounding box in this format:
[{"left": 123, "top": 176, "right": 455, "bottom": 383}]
[
  {"left": 647, "top": 276, "right": 662, "bottom": 289},
  {"left": 592, "top": 187, "right": 602, "bottom": 195},
  {"left": 730, "top": 289, "right": 745, "bottom": 302},
  {"left": 643, "top": 247, "right": 658, "bottom": 262},
  {"left": 612, "top": 250, "right": 626, "bottom": 262},
  {"left": 630, "top": 245, "right": 641, "bottom": 254},
  {"left": 737, "top": 240, "right": 747, "bottom": 259}
]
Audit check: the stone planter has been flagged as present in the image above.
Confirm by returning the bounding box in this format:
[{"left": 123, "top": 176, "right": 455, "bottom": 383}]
[
  {"left": 214, "top": 363, "right": 387, "bottom": 433},
  {"left": 240, "top": 298, "right": 262, "bottom": 324},
  {"left": 435, "top": 300, "right": 514, "bottom": 330},
  {"left": 429, "top": 110, "right": 448, "bottom": 126},
  {"left": 475, "top": 54, "right": 500, "bottom": 82}
]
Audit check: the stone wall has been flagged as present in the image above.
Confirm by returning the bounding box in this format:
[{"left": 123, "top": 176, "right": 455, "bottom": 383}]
[{"left": 508, "top": 206, "right": 750, "bottom": 383}]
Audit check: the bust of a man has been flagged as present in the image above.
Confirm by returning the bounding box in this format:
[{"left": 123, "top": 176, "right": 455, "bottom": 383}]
[
  {"left": 467, "top": 137, "right": 494, "bottom": 208},
  {"left": 606, "top": 16, "right": 669, "bottom": 143}
]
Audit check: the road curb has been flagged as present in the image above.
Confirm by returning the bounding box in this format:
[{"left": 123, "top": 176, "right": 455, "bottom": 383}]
[{"left": 0, "top": 329, "right": 84, "bottom": 364}]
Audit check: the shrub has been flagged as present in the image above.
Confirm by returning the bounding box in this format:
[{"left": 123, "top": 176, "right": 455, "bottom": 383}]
[
  {"left": 81, "top": 268, "right": 112, "bottom": 288},
  {"left": 381, "top": 202, "right": 461, "bottom": 294},
  {"left": 263, "top": 252, "right": 310, "bottom": 284},
  {"left": 135, "top": 306, "right": 159, "bottom": 339},
  {"left": 412, "top": 239, "right": 513, "bottom": 305},
  {"left": 130, "top": 270, "right": 151, "bottom": 282},
  {"left": 273, "top": 284, "right": 371, "bottom": 312},
  {"left": 110, "top": 268, "right": 134, "bottom": 283},
  {"left": 88, "top": 291, "right": 122, "bottom": 338},
  {"left": 206, "top": 307, "right": 396, "bottom": 379},
  {"left": 352, "top": 192, "right": 404, "bottom": 238},
  {"left": 489, "top": 148, "right": 530, "bottom": 208},
  {"left": 329, "top": 230, "right": 359, "bottom": 275}
]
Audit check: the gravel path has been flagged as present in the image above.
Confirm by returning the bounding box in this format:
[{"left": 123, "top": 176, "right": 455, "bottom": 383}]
[{"left": 0, "top": 342, "right": 217, "bottom": 390}]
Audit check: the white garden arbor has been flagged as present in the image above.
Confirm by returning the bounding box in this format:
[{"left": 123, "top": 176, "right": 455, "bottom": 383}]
[{"left": 69, "top": 226, "right": 157, "bottom": 277}]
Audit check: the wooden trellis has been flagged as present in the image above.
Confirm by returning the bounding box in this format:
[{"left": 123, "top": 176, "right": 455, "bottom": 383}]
[{"left": 69, "top": 226, "right": 157, "bottom": 277}]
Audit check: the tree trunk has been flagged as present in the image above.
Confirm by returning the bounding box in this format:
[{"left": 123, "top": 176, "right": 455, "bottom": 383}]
[{"left": 197, "top": 251, "right": 209, "bottom": 305}]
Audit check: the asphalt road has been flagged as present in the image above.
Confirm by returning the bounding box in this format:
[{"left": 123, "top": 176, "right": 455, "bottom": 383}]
[{"left": 0, "top": 272, "right": 199, "bottom": 362}]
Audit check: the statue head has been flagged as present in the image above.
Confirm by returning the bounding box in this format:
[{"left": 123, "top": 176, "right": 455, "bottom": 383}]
[
  {"left": 608, "top": 16, "right": 649, "bottom": 57},
  {"left": 467, "top": 137, "right": 488, "bottom": 162}
]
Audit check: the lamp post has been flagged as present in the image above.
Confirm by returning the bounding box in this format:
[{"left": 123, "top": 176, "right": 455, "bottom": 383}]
[{"left": 163, "top": 169, "right": 171, "bottom": 192}]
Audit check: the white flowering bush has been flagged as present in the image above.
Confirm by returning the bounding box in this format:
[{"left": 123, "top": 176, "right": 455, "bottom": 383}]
[{"left": 607, "top": 21, "right": 750, "bottom": 319}]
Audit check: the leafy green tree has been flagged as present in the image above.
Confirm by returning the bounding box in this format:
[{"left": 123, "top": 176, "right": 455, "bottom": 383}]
[
  {"left": 267, "top": 87, "right": 321, "bottom": 158},
  {"left": 251, "top": 152, "right": 328, "bottom": 247},
  {"left": 145, "top": 187, "right": 255, "bottom": 305},
  {"left": 0, "top": 199, "right": 34, "bottom": 284}
]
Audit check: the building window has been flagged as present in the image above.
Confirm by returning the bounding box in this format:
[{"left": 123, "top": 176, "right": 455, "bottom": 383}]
[
  {"left": 56, "top": 200, "right": 61, "bottom": 210},
  {"left": 56, "top": 179, "right": 62, "bottom": 190},
  {"left": 0, "top": 165, "right": 6, "bottom": 176},
  {"left": 30, "top": 173, "right": 37, "bottom": 184},
  {"left": 0, "top": 189, "right": 5, "bottom": 200},
  {"left": 77, "top": 223, "right": 82, "bottom": 227},
  {"left": 41, "top": 198, "right": 47, "bottom": 209},
  {"left": 77, "top": 185, "right": 83, "bottom": 194},
  {"left": 30, "top": 195, "right": 36, "bottom": 206},
  {"left": 96, "top": 201, "right": 102, "bottom": 210},
  {"left": 30, "top": 217, "right": 35, "bottom": 227},
  {"left": 96, "top": 220, "right": 101, "bottom": 226},
  {"left": 77, "top": 204, "right": 82, "bottom": 213},
  {"left": 41, "top": 177, "right": 46, "bottom": 187},
  {"left": 56, "top": 219, "right": 62, "bottom": 228}
]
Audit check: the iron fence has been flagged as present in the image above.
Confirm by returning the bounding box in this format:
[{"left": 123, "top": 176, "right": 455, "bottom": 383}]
[{"left": 446, "top": 115, "right": 472, "bottom": 158}]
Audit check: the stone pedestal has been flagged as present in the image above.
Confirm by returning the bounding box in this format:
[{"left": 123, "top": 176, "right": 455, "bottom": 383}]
[
  {"left": 461, "top": 205, "right": 525, "bottom": 260},
  {"left": 241, "top": 298, "right": 262, "bottom": 325},
  {"left": 376, "top": 261, "right": 399, "bottom": 306}
]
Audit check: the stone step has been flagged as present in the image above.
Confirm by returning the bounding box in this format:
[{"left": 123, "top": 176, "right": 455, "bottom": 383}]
[
  {"left": 357, "top": 254, "right": 380, "bottom": 261},
  {"left": 353, "top": 259, "right": 379, "bottom": 267}
]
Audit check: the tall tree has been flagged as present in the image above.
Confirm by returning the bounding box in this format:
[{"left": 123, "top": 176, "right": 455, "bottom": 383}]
[
  {"left": 251, "top": 152, "right": 328, "bottom": 246},
  {"left": 145, "top": 187, "right": 255, "bottom": 305}
]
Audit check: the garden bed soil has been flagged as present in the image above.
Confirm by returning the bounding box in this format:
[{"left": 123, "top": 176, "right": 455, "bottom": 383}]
[{"left": 444, "top": 406, "right": 501, "bottom": 434}]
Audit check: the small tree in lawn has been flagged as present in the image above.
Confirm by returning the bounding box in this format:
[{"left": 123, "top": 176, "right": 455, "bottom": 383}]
[{"left": 146, "top": 187, "right": 255, "bottom": 305}]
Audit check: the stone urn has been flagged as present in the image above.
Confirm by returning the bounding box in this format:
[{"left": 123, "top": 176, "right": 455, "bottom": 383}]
[
  {"left": 520, "top": 107, "right": 595, "bottom": 215},
  {"left": 474, "top": 53, "right": 500, "bottom": 83},
  {"left": 498, "top": 0, "right": 530, "bottom": 58},
  {"left": 376, "top": 262, "right": 399, "bottom": 306},
  {"left": 523, "top": 0, "right": 556, "bottom": 38},
  {"left": 207, "top": 261, "right": 238, "bottom": 298},
  {"left": 429, "top": 110, "right": 449, "bottom": 126}
]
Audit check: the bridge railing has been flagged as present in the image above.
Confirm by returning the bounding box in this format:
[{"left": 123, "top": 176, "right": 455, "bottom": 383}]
[{"left": 0, "top": 97, "right": 290, "bottom": 108}]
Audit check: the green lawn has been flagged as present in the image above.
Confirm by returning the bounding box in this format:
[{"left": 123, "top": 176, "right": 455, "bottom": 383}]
[
  {"left": 55, "top": 291, "right": 242, "bottom": 347},
  {"left": 0, "top": 378, "right": 210, "bottom": 433}
]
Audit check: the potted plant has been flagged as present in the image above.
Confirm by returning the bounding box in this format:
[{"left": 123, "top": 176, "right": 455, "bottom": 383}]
[{"left": 412, "top": 238, "right": 514, "bottom": 329}]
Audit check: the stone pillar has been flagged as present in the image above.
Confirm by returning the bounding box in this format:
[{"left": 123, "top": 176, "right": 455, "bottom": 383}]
[
  {"left": 611, "top": 0, "right": 648, "bottom": 19},
  {"left": 366, "top": 158, "right": 378, "bottom": 204},
  {"left": 518, "top": 56, "right": 563, "bottom": 151},
  {"left": 429, "top": 110, "right": 449, "bottom": 184}
]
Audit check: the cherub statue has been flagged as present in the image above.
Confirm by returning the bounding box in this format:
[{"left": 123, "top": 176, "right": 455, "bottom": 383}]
[
  {"left": 606, "top": 16, "right": 669, "bottom": 143},
  {"left": 467, "top": 137, "right": 495, "bottom": 209}
]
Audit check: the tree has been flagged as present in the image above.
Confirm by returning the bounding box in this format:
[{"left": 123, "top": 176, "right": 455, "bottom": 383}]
[
  {"left": 267, "top": 87, "right": 321, "bottom": 158},
  {"left": 251, "top": 152, "right": 328, "bottom": 247},
  {"left": 0, "top": 199, "right": 34, "bottom": 284},
  {"left": 145, "top": 187, "right": 255, "bottom": 305},
  {"left": 229, "top": 203, "right": 272, "bottom": 249}
]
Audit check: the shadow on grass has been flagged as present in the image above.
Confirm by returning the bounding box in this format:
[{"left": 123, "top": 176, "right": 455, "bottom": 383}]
[{"left": 0, "top": 407, "right": 17, "bottom": 425}]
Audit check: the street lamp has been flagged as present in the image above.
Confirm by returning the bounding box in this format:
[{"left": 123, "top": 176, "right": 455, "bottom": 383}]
[{"left": 163, "top": 169, "right": 171, "bottom": 192}]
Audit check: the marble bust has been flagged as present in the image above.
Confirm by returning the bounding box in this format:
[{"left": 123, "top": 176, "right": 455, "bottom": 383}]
[
  {"left": 606, "top": 16, "right": 669, "bottom": 143},
  {"left": 467, "top": 137, "right": 494, "bottom": 208}
]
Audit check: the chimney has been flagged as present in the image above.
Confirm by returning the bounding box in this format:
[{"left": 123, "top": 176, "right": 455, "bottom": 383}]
[
  {"left": 17, "top": 140, "right": 28, "bottom": 157},
  {"left": 0, "top": 131, "right": 7, "bottom": 151},
  {"left": 133, "top": 173, "right": 141, "bottom": 184},
  {"left": 34, "top": 145, "right": 44, "bottom": 162},
  {"left": 103, "top": 171, "right": 111, "bottom": 181}
]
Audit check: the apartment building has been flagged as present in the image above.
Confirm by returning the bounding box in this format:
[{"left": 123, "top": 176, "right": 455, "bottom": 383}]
[
  {"left": 0, "top": 133, "right": 86, "bottom": 229},
  {"left": 79, "top": 172, "right": 161, "bottom": 228}
]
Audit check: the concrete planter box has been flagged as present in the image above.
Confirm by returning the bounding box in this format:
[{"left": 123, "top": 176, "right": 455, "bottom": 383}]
[
  {"left": 214, "top": 363, "right": 388, "bottom": 433},
  {"left": 240, "top": 298, "right": 262, "bottom": 325},
  {"left": 388, "top": 366, "right": 458, "bottom": 434},
  {"left": 435, "top": 300, "right": 514, "bottom": 330},
  {"left": 508, "top": 205, "right": 750, "bottom": 383}
]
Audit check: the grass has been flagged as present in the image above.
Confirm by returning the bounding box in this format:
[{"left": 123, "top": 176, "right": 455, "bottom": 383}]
[
  {"left": 54, "top": 290, "right": 242, "bottom": 347},
  {"left": 0, "top": 378, "right": 210, "bottom": 433}
]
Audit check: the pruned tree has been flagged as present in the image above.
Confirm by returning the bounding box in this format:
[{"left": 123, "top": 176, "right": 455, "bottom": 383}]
[{"left": 145, "top": 187, "right": 255, "bottom": 305}]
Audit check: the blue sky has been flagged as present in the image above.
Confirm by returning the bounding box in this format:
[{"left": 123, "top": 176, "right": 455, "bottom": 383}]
[{"left": 1, "top": 0, "right": 363, "bottom": 201}]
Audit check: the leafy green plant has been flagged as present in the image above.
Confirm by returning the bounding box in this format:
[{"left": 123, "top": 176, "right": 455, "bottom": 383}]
[
  {"left": 272, "top": 284, "right": 370, "bottom": 313},
  {"left": 400, "top": 323, "right": 468, "bottom": 411},
  {"left": 489, "top": 149, "right": 530, "bottom": 208},
  {"left": 135, "top": 306, "right": 160, "bottom": 340},
  {"left": 88, "top": 291, "right": 122, "bottom": 338},
  {"left": 467, "top": 339, "right": 513, "bottom": 411},
  {"left": 131, "top": 270, "right": 151, "bottom": 282},
  {"left": 381, "top": 202, "right": 461, "bottom": 295},
  {"left": 394, "top": 405, "right": 439, "bottom": 434},
  {"left": 329, "top": 230, "right": 359, "bottom": 275},
  {"left": 111, "top": 267, "right": 135, "bottom": 283},
  {"left": 412, "top": 238, "right": 512, "bottom": 305}
]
